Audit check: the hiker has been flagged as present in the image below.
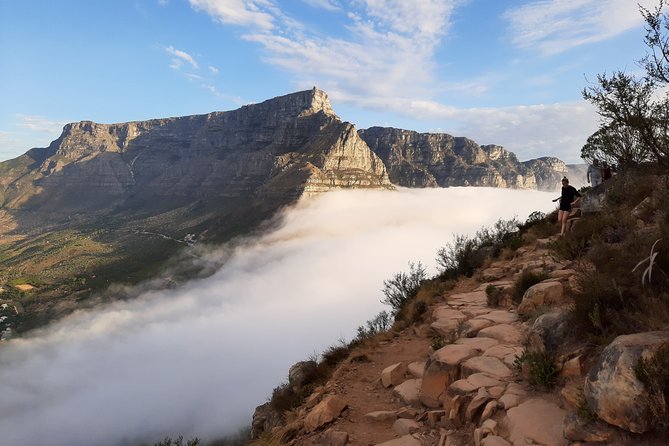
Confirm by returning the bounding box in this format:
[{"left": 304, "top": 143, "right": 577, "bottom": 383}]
[
  {"left": 587, "top": 159, "right": 602, "bottom": 187},
  {"left": 552, "top": 177, "right": 582, "bottom": 236}
]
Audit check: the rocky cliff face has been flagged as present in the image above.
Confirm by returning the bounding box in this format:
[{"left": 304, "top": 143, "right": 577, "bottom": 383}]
[
  {"left": 358, "top": 127, "right": 577, "bottom": 191},
  {"left": 1, "top": 88, "right": 390, "bottom": 214}
]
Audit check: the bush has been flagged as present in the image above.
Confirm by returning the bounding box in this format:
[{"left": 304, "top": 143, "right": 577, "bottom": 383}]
[
  {"left": 634, "top": 342, "right": 669, "bottom": 429},
  {"left": 514, "top": 350, "right": 559, "bottom": 389},
  {"left": 381, "top": 262, "right": 427, "bottom": 316},
  {"left": 437, "top": 218, "right": 521, "bottom": 280},
  {"left": 485, "top": 284, "right": 504, "bottom": 307},
  {"left": 355, "top": 310, "right": 391, "bottom": 341},
  {"left": 511, "top": 269, "right": 549, "bottom": 304},
  {"left": 153, "top": 436, "right": 200, "bottom": 446}
]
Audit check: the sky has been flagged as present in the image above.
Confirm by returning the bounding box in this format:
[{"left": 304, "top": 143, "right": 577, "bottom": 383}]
[
  {"left": 0, "top": 0, "right": 662, "bottom": 163},
  {"left": 0, "top": 187, "right": 557, "bottom": 445}
]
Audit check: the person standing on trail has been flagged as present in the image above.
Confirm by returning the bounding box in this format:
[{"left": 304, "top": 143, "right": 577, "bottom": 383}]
[
  {"left": 552, "top": 177, "right": 581, "bottom": 236},
  {"left": 587, "top": 159, "right": 602, "bottom": 187}
]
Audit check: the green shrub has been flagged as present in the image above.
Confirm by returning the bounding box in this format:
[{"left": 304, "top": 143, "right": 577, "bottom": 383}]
[
  {"left": 355, "top": 310, "right": 391, "bottom": 341},
  {"left": 153, "top": 436, "right": 200, "bottom": 446},
  {"left": 485, "top": 284, "right": 504, "bottom": 307},
  {"left": 381, "top": 262, "right": 427, "bottom": 317},
  {"left": 634, "top": 342, "right": 669, "bottom": 429},
  {"left": 511, "top": 269, "right": 549, "bottom": 304},
  {"left": 514, "top": 350, "right": 559, "bottom": 389}
]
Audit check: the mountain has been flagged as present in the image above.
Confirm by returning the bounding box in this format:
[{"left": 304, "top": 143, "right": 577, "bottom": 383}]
[
  {"left": 358, "top": 127, "right": 583, "bottom": 191},
  {"left": 0, "top": 88, "right": 579, "bottom": 331}
]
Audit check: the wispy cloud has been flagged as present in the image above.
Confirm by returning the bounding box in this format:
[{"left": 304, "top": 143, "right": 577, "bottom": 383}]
[
  {"left": 208, "top": 65, "right": 220, "bottom": 74},
  {"left": 13, "top": 114, "right": 68, "bottom": 133},
  {"left": 201, "top": 84, "right": 244, "bottom": 104},
  {"left": 165, "top": 45, "right": 199, "bottom": 69},
  {"left": 188, "top": 0, "right": 276, "bottom": 30},
  {"left": 302, "top": 0, "right": 339, "bottom": 11},
  {"left": 504, "top": 0, "right": 662, "bottom": 55}
]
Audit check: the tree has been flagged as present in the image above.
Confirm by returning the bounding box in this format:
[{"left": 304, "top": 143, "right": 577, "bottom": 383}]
[{"left": 582, "top": 1, "right": 669, "bottom": 167}]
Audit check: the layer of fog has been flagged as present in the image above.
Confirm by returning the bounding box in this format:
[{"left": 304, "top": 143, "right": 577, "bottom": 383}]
[{"left": 0, "top": 187, "right": 557, "bottom": 446}]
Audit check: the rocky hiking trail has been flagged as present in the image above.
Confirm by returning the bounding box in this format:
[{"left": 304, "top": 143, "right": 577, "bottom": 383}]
[{"left": 275, "top": 236, "right": 665, "bottom": 446}]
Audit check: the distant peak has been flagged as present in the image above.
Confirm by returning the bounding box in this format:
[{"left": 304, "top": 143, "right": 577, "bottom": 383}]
[{"left": 298, "top": 87, "right": 335, "bottom": 117}]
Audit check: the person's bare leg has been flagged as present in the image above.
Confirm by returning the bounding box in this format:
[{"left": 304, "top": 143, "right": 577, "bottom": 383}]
[{"left": 559, "top": 211, "right": 569, "bottom": 235}]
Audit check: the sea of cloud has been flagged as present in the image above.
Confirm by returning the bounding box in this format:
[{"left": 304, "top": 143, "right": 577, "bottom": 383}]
[{"left": 0, "top": 187, "right": 558, "bottom": 446}]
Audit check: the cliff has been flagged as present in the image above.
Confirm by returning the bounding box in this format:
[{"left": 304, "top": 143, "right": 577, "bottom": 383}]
[
  {"left": 358, "top": 127, "right": 578, "bottom": 191},
  {"left": 0, "top": 88, "right": 390, "bottom": 213}
]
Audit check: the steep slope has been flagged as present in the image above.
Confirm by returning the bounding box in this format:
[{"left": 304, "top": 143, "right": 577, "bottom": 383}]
[
  {"left": 359, "top": 127, "right": 579, "bottom": 191},
  {"left": 0, "top": 88, "right": 391, "bottom": 329}
]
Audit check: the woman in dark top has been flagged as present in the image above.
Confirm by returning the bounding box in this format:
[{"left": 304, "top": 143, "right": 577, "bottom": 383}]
[{"left": 552, "top": 177, "right": 581, "bottom": 235}]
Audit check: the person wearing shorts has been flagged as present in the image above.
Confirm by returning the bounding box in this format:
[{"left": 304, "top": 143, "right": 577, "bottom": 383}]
[{"left": 553, "top": 177, "right": 581, "bottom": 236}]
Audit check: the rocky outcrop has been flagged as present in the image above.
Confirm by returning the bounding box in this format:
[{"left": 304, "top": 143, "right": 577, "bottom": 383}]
[
  {"left": 358, "top": 127, "right": 576, "bottom": 191},
  {"left": 584, "top": 331, "right": 669, "bottom": 433}
]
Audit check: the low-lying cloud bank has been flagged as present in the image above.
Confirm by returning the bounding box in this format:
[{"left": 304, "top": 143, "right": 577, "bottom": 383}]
[{"left": 0, "top": 187, "right": 557, "bottom": 446}]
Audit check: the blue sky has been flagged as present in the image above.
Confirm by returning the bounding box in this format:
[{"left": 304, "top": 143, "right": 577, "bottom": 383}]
[{"left": 0, "top": 0, "right": 662, "bottom": 163}]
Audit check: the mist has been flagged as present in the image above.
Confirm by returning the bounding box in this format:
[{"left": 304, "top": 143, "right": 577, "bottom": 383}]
[{"left": 0, "top": 187, "right": 557, "bottom": 446}]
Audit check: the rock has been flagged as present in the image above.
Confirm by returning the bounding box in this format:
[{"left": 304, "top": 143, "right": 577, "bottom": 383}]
[
  {"left": 481, "top": 267, "right": 506, "bottom": 281},
  {"left": 584, "top": 331, "right": 669, "bottom": 433},
  {"left": 420, "top": 345, "right": 479, "bottom": 407},
  {"left": 526, "top": 309, "right": 571, "bottom": 353},
  {"left": 251, "top": 401, "right": 283, "bottom": 439},
  {"left": 304, "top": 395, "right": 348, "bottom": 433},
  {"left": 363, "top": 411, "right": 398, "bottom": 422},
  {"left": 427, "top": 410, "right": 447, "bottom": 427},
  {"left": 397, "top": 407, "right": 418, "bottom": 419},
  {"left": 563, "top": 413, "right": 615, "bottom": 443},
  {"left": 505, "top": 398, "right": 567, "bottom": 446},
  {"left": 393, "top": 418, "right": 421, "bottom": 435},
  {"left": 504, "top": 382, "right": 527, "bottom": 396},
  {"left": 461, "top": 318, "right": 495, "bottom": 337},
  {"left": 431, "top": 319, "right": 464, "bottom": 338},
  {"left": 481, "top": 418, "right": 498, "bottom": 434},
  {"left": 481, "top": 436, "right": 511, "bottom": 446},
  {"left": 560, "top": 381, "right": 582, "bottom": 410},
  {"left": 488, "top": 386, "right": 505, "bottom": 399},
  {"left": 559, "top": 355, "right": 582, "bottom": 378},
  {"left": 480, "top": 400, "right": 497, "bottom": 422},
  {"left": 455, "top": 337, "right": 499, "bottom": 351},
  {"left": 432, "top": 307, "right": 468, "bottom": 322},
  {"left": 447, "top": 379, "right": 477, "bottom": 396},
  {"left": 475, "top": 310, "right": 519, "bottom": 325},
  {"left": 517, "top": 281, "right": 564, "bottom": 316},
  {"left": 477, "top": 324, "right": 523, "bottom": 345},
  {"left": 462, "top": 356, "right": 513, "bottom": 380},
  {"left": 323, "top": 429, "right": 349, "bottom": 446},
  {"left": 466, "top": 373, "right": 504, "bottom": 389},
  {"left": 549, "top": 269, "right": 577, "bottom": 280},
  {"left": 447, "top": 291, "right": 488, "bottom": 306},
  {"left": 408, "top": 361, "right": 426, "bottom": 378},
  {"left": 289, "top": 360, "right": 318, "bottom": 392},
  {"left": 382, "top": 362, "right": 408, "bottom": 388},
  {"left": 498, "top": 393, "right": 522, "bottom": 410},
  {"left": 374, "top": 434, "right": 423, "bottom": 446},
  {"left": 394, "top": 379, "right": 422, "bottom": 407},
  {"left": 465, "top": 388, "right": 491, "bottom": 421}
]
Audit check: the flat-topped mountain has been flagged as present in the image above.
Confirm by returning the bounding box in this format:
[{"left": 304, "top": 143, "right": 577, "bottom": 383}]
[{"left": 0, "top": 88, "right": 580, "bottom": 331}]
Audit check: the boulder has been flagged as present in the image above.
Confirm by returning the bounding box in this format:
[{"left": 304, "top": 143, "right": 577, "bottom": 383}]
[
  {"left": 393, "top": 418, "right": 421, "bottom": 435},
  {"left": 517, "top": 281, "right": 564, "bottom": 316},
  {"left": 363, "top": 411, "right": 398, "bottom": 422},
  {"left": 462, "top": 356, "right": 513, "bottom": 380},
  {"left": 382, "top": 362, "right": 408, "bottom": 388},
  {"left": 420, "top": 345, "right": 478, "bottom": 407},
  {"left": 251, "top": 402, "right": 283, "bottom": 439},
  {"left": 525, "top": 309, "right": 570, "bottom": 352},
  {"left": 304, "top": 395, "right": 348, "bottom": 433},
  {"left": 289, "top": 360, "right": 318, "bottom": 392},
  {"left": 408, "top": 361, "right": 426, "bottom": 378},
  {"left": 563, "top": 413, "right": 615, "bottom": 443},
  {"left": 584, "top": 331, "right": 669, "bottom": 433},
  {"left": 394, "top": 379, "right": 422, "bottom": 407},
  {"left": 475, "top": 310, "right": 518, "bottom": 325},
  {"left": 323, "top": 429, "right": 349, "bottom": 446},
  {"left": 477, "top": 324, "right": 522, "bottom": 345},
  {"left": 481, "top": 436, "right": 511, "bottom": 446}
]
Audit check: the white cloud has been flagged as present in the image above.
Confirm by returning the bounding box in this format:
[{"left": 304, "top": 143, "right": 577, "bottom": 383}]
[
  {"left": 208, "top": 65, "right": 220, "bottom": 74},
  {"left": 185, "top": 73, "right": 204, "bottom": 81},
  {"left": 158, "top": 0, "right": 169, "bottom": 5},
  {"left": 165, "top": 45, "right": 199, "bottom": 69},
  {"left": 188, "top": 0, "right": 276, "bottom": 30},
  {"left": 0, "top": 187, "right": 557, "bottom": 446},
  {"left": 201, "top": 84, "right": 244, "bottom": 104},
  {"left": 504, "top": 0, "right": 663, "bottom": 55},
  {"left": 302, "top": 0, "right": 339, "bottom": 11},
  {"left": 13, "top": 114, "right": 68, "bottom": 133}
]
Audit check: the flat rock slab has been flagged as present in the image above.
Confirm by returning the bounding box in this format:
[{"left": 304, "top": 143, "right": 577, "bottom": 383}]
[
  {"left": 462, "top": 307, "right": 492, "bottom": 318},
  {"left": 481, "top": 436, "right": 512, "bottom": 446},
  {"left": 476, "top": 310, "right": 519, "bottom": 324},
  {"left": 465, "top": 373, "right": 504, "bottom": 389},
  {"left": 433, "top": 344, "right": 480, "bottom": 366},
  {"left": 455, "top": 336, "right": 499, "bottom": 351},
  {"left": 483, "top": 345, "right": 524, "bottom": 369},
  {"left": 431, "top": 319, "right": 461, "bottom": 337},
  {"left": 505, "top": 398, "right": 567, "bottom": 446},
  {"left": 364, "top": 411, "right": 398, "bottom": 422},
  {"left": 432, "top": 306, "right": 467, "bottom": 321},
  {"left": 448, "top": 290, "right": 487, "bottom": 306},
  {"left": 476, "top": 281, "right": 513, "bottom": 291},
  {"left": 408, "top": 361, "right": 425, "bottom": 378},
  {"left": 461, "top": 318, "right": 494, "bottom": 337},
  {"left": 462, "top": 356, "right": 513, "bottom": 380},
  {"left": 477, "top": 324, "right": 523, "bottom": 345}
]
